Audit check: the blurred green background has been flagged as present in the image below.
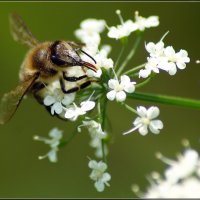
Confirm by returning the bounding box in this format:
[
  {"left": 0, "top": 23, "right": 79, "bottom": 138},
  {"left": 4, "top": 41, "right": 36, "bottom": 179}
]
[{"left": 0, "top": 2, "right": 200, "bottom": 198}]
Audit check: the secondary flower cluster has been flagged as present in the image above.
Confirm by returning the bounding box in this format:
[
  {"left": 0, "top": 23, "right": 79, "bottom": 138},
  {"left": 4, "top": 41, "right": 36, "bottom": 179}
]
[
  {"left": 33, "top": 128, "right": 63, "bottom": 163},
  {"left": 139, "top": 39, "right": 190, "bottom": 78},
  {"left": 133, "top": 144, "right": 200, "bottom": 198},
  {"left": 107, "top": 10, "right": 159, "bottom": 40}
]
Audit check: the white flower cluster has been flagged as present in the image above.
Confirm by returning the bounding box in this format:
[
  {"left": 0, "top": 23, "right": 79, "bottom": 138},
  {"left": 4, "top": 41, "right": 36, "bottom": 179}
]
[
  {"left": 133, "top": 147, "right": 200, "bottom": 198},
  {"left": 42, "top": 80, "right": 95, "bottom": 121},
  {"left": 107, "top": 10, "right": 159, "bottom": 40},
  {"left": 123, "top": 106, "right": 163, "bottom": 136},
  {"left": 139, "top": 39, "right": 190, "bottom": 78},
  {"left": 75, "top": 19, "right": 114, "bottom": 77},
  {"left": 33, "top": 128, "right": 63, "bottom": 163},
  {"left": 78, "top": 119, "right": 108, "bottom": 158},
  {"left": 107, "top": 75, "right": 136, "bottom": 102},
  {"left": 88, "top": 160, "right": 111, "bottom": 192},
  {"left": 43, "top": 80, "right": 75, "bottom": 115}
]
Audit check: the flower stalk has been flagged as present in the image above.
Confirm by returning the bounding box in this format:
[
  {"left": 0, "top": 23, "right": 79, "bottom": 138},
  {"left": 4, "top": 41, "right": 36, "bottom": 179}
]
[{"left": 129, "top": 92, "right": 200, "bottom": 109}]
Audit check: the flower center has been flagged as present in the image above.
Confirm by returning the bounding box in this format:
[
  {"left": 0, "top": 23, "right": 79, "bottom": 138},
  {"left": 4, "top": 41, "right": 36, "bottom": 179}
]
[
  {"left": 115, "top": 84, "right": 123, "bottom": 92},
  {"left": 141, "top": 117, "right": 150, "bottom": 125}
]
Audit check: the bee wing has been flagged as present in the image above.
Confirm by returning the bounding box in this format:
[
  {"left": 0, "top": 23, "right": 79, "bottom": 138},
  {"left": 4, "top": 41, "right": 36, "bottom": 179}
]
[
  {"left": 9, "top": 13, "right": 38, "bottom": 47},
  {"left": 0, "top": 74, "right": 39, "bottom": 125},
  {"left": 66, "top": 41, "right": 86, "bottom": 50}
]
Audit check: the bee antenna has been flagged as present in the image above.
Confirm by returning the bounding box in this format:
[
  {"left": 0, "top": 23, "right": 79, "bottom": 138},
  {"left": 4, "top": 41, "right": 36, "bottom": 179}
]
[{"left": 80, "top": 50, "right": 96, "bottom": 64}]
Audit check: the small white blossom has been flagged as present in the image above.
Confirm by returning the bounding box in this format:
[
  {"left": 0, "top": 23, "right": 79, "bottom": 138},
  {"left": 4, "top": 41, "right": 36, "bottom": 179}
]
[
  {"left": 107, "top": 10, "right": 159, "bottom": 40},
  {"left": 107, "top": 75, "right": 136, "bottom": 102},
  {"left": 43, "top": 81, "right": 75, "bottom": 115},
  {"left": 145, "top": 41, "right": 165, "bottom": 58},
  {"left": 65, "top": 101, "right": 95, "bottom": 121},
  {"left": 107, "top": 10, "right": 137, "bottom": 40},
  {"left": 139, "top": 57, "right": 168, "bottom": 78},
  {"left": 133, "top": 11, "right": 159, "bottom": 31},
  {"left": 75, "top": 19, "right": 106, "bottom": 46},
  {"left": 140, "top": 39, "right": 190, "bottom": 78},
  {"left": 158, "top": 149, "right": 199, "bottom": 184},
  {"left": 134, "top": 147, "right": 200, "bottom": 198},
  {"left": 33, "top": 128, "right": 63, "bottom": 163},
  {"left": 78, "top": 120, "right": 108, "bottom": 158},
  {"left": 164, "top": 47, "right": 190, "bottom": 75},
  {"left": 123, "top": 106, "right": 163, "bottom": 136},
  {"left": 88, "top": 160, "right": 111, "bottom": 192}
]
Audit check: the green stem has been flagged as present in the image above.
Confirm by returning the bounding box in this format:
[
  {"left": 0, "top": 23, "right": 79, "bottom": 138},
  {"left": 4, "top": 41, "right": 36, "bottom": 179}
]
[
  {"left": 59, "top": 128, "right": 78, "bottom": 148},
  {"left": 117, "top": 33, "right": 143, "bottom": 76},
  {"left": 128, "top": 92, "right": 200, "bottom": 109},
  {"left": 98, "top": 99, "right": 108, "bottom": 163},
  {"left": 122, "top": 103, "right": 138, "bottom": 114},
  {"left": 124, "top": 63, "right": 146, "bottom": 76},
  {"left": 136, "top": 75, "right": 154, "bottom": 89},
  {"left": 115, "top": 44, "right": 127, "bottom": 71}
]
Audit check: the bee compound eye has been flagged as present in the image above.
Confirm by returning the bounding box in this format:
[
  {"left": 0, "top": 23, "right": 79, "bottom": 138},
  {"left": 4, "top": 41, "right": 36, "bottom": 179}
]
[{"left": 51, "top": 54, "right": 66, "bottom": 66}]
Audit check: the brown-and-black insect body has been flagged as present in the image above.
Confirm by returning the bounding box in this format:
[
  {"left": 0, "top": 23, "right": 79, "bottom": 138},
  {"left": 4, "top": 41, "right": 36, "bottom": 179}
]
[{"left": 0, "top": 13, "right": 97, "bottom": 124}]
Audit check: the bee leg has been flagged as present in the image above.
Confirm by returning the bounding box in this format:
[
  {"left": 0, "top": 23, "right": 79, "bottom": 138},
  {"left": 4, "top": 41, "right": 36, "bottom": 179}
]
[
  {"left": 59, "top": 78, "right": 79, "bottom": 94},
  {"left": 63, "top": 72, "right": 87, "bottom": 82},
  {"left": 31, "top": 82, "right": 46, "bottom": 93}
]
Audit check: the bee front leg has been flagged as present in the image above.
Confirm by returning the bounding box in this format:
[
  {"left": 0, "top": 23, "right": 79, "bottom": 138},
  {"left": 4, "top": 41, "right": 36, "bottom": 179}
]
[
  {"left": 59, "top": 78, "right": 79, "bottom": 94},
  {"left": 63, "top": 72, "right": 87, "bottom": 82}
]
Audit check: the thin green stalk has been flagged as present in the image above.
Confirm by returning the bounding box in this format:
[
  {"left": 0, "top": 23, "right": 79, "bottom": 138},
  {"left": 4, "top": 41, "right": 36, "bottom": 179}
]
[
  {"left": 124, "top": 63, "right": 146, "bottom": 76},
  {"left": 59, "top": 128, "right": 79, "bottom": 148},
  {"left": 117, "top": 33, "right": 143, "bottom": 76},
  {"left": 98, "top": 99, "right": 108, "bottom": 163},
  {"left": 122, "top": 103, "right": 138, "bottom": 114},
  {"left": 115, "top": 44, "right": 127, "bottom": 71},
  {"left": 128, "top": 92, "right": 200, "bottom": 109},
  {"left": 136, "top": 76, "right": 154, "bottom": 89}
]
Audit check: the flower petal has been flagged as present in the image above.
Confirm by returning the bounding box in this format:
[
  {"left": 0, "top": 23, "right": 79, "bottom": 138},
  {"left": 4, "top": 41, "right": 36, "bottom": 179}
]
[
  {"left": 95, "top": 180, "right": 105, "bottom": 192},
  {"left": 138, "top": 125, "right": 148, "bottom": 136},
  {"left": 81, "top": 101, "right": 95, "bottom": 112},
  {"left": 108, "top": 79, "right": 119, "bottom": 89},
  {"left": 43, "top": 95, "right": 55, "bottom": 106},
  {"left": 149, "top": 120, "right": 163, "bottom": 134},
  {"left": 147, "top": 106, "right": 160, "bottom": 119},
  {"left": 106, "top": 90, "right": 116, "bottom": 101},
  {"left": 116, "top": 91, "right": 126, "bottom": 102}
]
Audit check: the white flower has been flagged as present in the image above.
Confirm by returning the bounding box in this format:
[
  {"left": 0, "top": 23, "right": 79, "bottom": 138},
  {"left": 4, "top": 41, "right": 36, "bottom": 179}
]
[
  {"left": 78, "top": 120, "right": 105, "bottom": 138},
  {"left": 107, "top": 10, "right": 159, "bottom": 39},
  {"left": 80, "top": 19, "right": 106, "bottom": 33},
  {"left": 78, "top": 120, "right": 108, "bottom": 158},
  {"left": 164, "top": 47, "right": 190, "bottom": 75},
  {"left": 161, "top": 149, "right": 199, "bottom": 184},
  {"left": 140, "top": 39, "right": 190, "bottom": 78},
  {"left": 33, "top": 128, "right": 63, "bottom": 163},
  {"left": 123, "top": 106, "right": 163, "bottom": 136},
  {"left": 107, "top": 10, "right": 137, "bottom": 40},
  {"left": 107, "top": 75, "right": 136, "bottom": 102},
  {"left": 75, "top": 19, "right": 106, "bottom": 46},
  {"left": 134, "top": 146, "right": 200, "bottom": 198},
  {"left": 43, "top": 81, "right": 75, "bottom": 115},
  {"left": 88, "top": 160, "right": 111, "bottom": 192},
  {"left": 65, "top": 101, "right": 95, "bottom": 121},
  {"left": 145, "top": 41, "right": 165, "bottom": 58},
  {"left": 133, "top": 11, "right": 159, "bottom": 31},
  {"left": 107, "top": 20, "right": 137, "bottom": 40},
  {"left": 139, "top": 57, "right": 168, "bottom": 78}
]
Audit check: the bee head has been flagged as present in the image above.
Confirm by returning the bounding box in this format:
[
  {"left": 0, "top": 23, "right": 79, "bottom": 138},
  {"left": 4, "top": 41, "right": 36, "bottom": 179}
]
[{"left": 50, "top": 41, "right": 97, "bottom": 72}]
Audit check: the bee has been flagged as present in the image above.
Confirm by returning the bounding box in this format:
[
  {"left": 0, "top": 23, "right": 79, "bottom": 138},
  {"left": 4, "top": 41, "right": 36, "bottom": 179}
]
[{"left": 0, "top": 13, "right": 97, "bottom": 125}]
